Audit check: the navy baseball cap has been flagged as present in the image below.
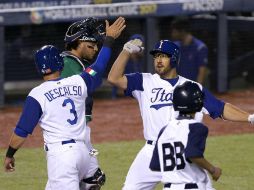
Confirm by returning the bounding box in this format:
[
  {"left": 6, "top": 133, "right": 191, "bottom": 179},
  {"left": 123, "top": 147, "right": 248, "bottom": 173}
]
[{"left": 150, "top": 40, "right": 180, "bottom": 68}]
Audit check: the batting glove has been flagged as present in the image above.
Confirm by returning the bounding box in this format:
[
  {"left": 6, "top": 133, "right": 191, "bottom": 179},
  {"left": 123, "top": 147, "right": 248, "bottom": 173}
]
[
  {"left": 123, "top": 39, "right": 144, "bottom": 54},
  {"left": 248, "top": 114, "right": 254, "bottom": 124}
]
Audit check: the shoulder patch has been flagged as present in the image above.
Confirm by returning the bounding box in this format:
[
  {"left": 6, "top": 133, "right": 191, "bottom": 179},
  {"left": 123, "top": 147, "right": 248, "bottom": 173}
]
[{"left": 85, "top": 67, "right": 97, "bottom": 76}]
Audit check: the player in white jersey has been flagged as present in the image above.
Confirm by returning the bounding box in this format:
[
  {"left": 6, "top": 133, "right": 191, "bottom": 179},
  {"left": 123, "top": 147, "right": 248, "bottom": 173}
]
[
  {"left": 108, "top": 39, "right": 254, "bottom": 190},
  {"left": 3, "top": 17, "right": 126, "bottom": 190},
  {"left": 150, "top": 81, "right": 221, "bottom": 190}
]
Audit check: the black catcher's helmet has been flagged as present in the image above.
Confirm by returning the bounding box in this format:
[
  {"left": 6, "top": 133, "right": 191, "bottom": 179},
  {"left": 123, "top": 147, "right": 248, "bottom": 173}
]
[
  {"left": 64, "top": 17, "right": 105, "bottom": 44},
  {"left": 173, "top": 81, "right": 204, "bottom": 113}
]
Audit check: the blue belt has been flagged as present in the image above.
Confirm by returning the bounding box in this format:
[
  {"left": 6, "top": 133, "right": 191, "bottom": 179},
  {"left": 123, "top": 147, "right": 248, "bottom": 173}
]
[
  {"left": 45, "top": 139, "right": 76, "bottom": 151},
  {"left": 147, "top": 140, "right": 155, "bottom": 145},
  {"left": 164, "top": 183, "right": 198, "bottom": 189},
  {"left": 62, "top": 139, "right": 76, "bottom": 145}
]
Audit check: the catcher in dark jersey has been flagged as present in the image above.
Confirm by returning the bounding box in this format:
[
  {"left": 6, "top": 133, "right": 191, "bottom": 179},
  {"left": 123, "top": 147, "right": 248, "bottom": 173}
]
[{"left": 61, "top": 17, "right": 124, "bottom": 190}]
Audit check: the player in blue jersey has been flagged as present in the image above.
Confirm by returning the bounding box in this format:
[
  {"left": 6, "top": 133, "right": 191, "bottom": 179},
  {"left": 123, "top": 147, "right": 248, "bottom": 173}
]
[
  {"left": 108, "top": 39, "right": 254, "bottom": 190},
  {"left": 150, "top": 81, "right": 222, "bottom": 190},
  {"left": 171, "top": 17, "right": 208, "bottom": 84},
  {"left": 3, "top": 17, "right": 126, "bottom": 190}
]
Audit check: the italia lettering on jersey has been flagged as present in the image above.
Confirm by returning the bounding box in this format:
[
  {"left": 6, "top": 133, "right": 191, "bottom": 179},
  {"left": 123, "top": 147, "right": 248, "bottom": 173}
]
[
  {"left": 150, "top": 88, "right": 173, "bottom": 109},
  {"left": 44, "top": 85, "right": 82, "bottom": 102},
  {"left": 150, "top": 118, "right": 209, "bottom": 184},
  {"left": 124, "top": 73, "right": 225, "bottom": 140}
]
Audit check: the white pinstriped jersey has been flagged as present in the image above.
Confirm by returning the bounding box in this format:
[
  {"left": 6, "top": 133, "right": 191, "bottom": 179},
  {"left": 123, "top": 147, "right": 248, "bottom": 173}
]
[
  {"left": 129, "top": 74, "right": 207, "bottom": 141},
  {"left": 151, "top": 118, "right": 209, "bottom": 184},
  {"left": 28, "top": 75, "right": 87, "bottom": 143}
]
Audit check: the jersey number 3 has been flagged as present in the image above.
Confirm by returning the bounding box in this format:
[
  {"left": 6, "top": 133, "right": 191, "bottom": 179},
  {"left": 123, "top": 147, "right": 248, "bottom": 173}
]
[
  {"left": 62, "top": 98, "right": 78, "bottom": 125},
  {"left": 162, "top": 142, "right": 185, "bottom": 171}
]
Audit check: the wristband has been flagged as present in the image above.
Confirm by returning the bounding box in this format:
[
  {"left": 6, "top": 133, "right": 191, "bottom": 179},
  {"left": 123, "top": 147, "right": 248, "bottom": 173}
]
[
  {"left": 6, "top": 146, "right": 17, "bottom": 158},
  {"left": 103, "top": 36, "right": 114, "bottom": 48}
]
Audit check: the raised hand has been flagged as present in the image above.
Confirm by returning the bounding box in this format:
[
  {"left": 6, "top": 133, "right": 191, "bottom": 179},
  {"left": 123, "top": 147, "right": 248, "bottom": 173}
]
[
  {"left": 105, "top": 17, "right": 126, "bottom": 39},
  {"left": 123, "top": 39, "right": 144, "bottom": 54}
]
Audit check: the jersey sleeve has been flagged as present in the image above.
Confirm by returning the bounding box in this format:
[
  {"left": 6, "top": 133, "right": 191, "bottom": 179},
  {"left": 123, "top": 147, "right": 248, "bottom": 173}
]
[
  {"left": 14, "top": 96, "right": 42, "bottom": 138},
  {"left": 80, "top": 45, "right": 112, "bottom": 93},
  {"left": 185, "top": 123, "right": 208, "bottom": 159},
  {"left": 80, "top": 72, "right": 102, "bottom": 94},
  {"left": 124, "top": 72, "right": 144, "bottom": 97},
  {"left": 203, "top": 88, "right": 225, "bottom": 119}
]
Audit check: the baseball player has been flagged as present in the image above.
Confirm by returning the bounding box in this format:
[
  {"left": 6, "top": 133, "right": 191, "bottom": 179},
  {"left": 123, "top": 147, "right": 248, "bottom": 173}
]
[
  {"left": 3, "top": 17, "right": 126, "bottom": 190},
  {"left": 107, "top": 39, "right": 254, "bottom": 190},
  {"left": 171, "top": 17, "right": 208, "bottom": 84},
  {"left": 61, "top": 17, "right": 106, "bottom": 189},
  {"left": 150, "top": 81, "right": 222, "bottom": 190}
]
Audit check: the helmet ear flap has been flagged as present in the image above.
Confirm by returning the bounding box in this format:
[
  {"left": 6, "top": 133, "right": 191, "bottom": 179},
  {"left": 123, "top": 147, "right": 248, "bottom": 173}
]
[{"left": 170, "top": 55, "right": 177, "bottom": 68}]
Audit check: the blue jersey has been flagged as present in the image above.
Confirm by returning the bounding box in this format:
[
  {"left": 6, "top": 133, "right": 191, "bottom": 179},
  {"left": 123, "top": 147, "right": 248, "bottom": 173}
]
[
  {"left": 124, "top": 73, "right": 224, "bottom": 140},
  {"left": 175, "top": 37, "right": 208, "bottom": 81}
]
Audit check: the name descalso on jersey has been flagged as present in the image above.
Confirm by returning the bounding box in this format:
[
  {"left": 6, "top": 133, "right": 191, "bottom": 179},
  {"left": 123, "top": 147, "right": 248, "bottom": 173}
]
[{"left": 28, "top": 75, "right": 88, "bottom": 143}]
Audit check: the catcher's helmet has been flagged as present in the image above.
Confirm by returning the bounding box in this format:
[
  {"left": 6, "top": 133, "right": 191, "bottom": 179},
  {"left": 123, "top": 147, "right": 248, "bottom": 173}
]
[
  {"left": 150, "top": 40, "right": 180, "bottom": 68},
  {"left": 173, "top": 81, "right": 204, "bottom": 113},
  {"left": 64, "top": 17, "right": 105, "bottom": 44},
  {"left": 34, "top": 45, "right": 64, "bottom": 75}
]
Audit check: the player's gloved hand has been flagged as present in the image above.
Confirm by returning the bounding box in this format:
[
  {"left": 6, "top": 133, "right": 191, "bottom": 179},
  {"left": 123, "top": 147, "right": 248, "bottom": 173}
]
[
  {"left": 123, "top": 39, "right": 144, "bottom": 54},
  {"left": 248, "top": 114, "right": 254, "bottom": 124}
]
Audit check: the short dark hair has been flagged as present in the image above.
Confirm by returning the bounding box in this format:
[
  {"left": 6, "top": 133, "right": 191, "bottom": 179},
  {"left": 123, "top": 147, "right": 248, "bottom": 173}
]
[
  {"left": 171, "top": 17, "right": 191, "bottom": 32},
  {"left": 65, "top": 40, "right": 80, "bottom": 51}
]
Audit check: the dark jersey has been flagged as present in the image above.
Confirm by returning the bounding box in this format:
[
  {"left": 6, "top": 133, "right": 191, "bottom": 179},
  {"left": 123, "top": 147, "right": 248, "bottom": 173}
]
[{"left": 61, "top": 52, "right": 93, "bottom": 122}]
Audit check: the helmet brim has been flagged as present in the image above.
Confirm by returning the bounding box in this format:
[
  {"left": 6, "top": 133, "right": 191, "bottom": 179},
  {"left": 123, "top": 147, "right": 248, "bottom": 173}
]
[{"left": 149, "top": 50, "right": 171, "bottom": 57}]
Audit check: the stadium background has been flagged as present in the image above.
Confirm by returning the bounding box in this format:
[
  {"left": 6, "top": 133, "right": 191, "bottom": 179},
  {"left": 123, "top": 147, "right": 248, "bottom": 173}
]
[
  {"left": 1, "top": 0, "right": 254, "bottom": 189},
  {"left": 1, "top": 0, "right": 254, "bottom": 104}
]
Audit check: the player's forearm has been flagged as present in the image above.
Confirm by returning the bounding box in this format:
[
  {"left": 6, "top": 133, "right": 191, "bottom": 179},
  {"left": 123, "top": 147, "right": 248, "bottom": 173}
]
[
  {"left": 189, "top": 157, "right": 222, "bottom": 181},
  {"left": 89, "top": 36, "right": 114, "bottom": 75},
  {"left": 107, "top": 50, "right": 130, "bottom": 89},
  {"left": 223, "top": 103, "right": 249, "bottom": 122},
  {"left": 189, "top": 157, "right": 214, "bottom": 174},
  {"left": 5, "top": 132, "right": 26, "bottom": 158},
  {"left": 8, "top": 132, "right": 26, "bottom": 149}
]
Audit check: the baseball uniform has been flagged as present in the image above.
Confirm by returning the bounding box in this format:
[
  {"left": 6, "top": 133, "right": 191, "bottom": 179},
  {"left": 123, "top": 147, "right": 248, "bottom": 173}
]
[
  {"left": 150, "top": 117, "right": 210, "bottom": 190},
  {"left": 122, "top": 73, "right": 223, "bottom": 190}
]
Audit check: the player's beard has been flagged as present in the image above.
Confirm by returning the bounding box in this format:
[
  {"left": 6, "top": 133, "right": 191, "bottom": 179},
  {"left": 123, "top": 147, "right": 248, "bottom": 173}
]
[
  {"left": 155, "top": 66, "right": 172, "bottom": 78},
  {"left": 83, "top": 51, "right": 96, "bottom": 62}
]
